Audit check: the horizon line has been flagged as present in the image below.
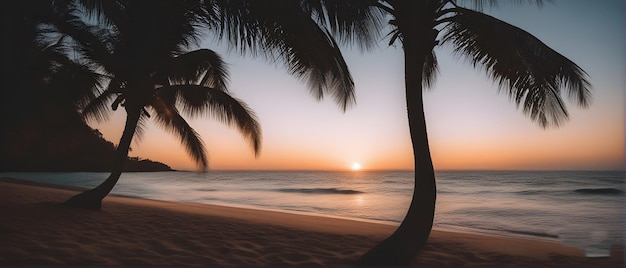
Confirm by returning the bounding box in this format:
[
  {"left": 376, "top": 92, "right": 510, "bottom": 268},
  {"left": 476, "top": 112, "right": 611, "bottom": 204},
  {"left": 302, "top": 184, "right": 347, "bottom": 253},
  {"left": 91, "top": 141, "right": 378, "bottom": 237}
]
[{"left": 172, "top": 168, "right": 624, "bottom": 173}]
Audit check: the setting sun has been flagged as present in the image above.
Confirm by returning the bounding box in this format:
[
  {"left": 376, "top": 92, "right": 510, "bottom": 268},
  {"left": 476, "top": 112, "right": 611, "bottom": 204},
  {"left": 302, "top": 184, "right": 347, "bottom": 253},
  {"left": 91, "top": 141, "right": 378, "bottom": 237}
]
[{"left": 351, "top": 163, "right": 362, "bottom": 171}]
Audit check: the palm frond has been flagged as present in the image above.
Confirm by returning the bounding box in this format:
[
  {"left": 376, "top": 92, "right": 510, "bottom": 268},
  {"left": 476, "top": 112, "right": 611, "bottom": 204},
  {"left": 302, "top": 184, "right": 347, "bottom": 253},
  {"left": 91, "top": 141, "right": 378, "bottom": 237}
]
[
  {"left": 157, "top": 49, "right": 229, "bottom": 91},
  {"left": 259, "top": 1, "right": 356, "bottom": 110},
  {"left": 216, "top": 0, "right": 356, "bottom": 111},
  {"left": 76, "top": 0, "right": 128, "bottom": 31},
  {"left": 149, "top": 99, "right": 208, "bottom": 169},
  {"left": 156, "top": 85, "right": 261, "bottom": 156},
  {"left": 81, "top": 78, "right": 122, "bottom": 122},
  {"left": 423, "top": 50, "right": 439, "bottom": 88},
  {"left": 213, "top": 0, "right": 262, "bottom": 55},
  {"left": 302, "top": 0, "right": 385, "bottom": 51},
  {"left": 455, "top": 0, "right": 547, "bottom": 10},
  {"left": 76, "top": 1, "right": 211, "bottom": 76},
  {"left": 121, "top": 1, "right": 207, "bottom": 59},
  {"left": 81, "top": 89, "right": 116, "bottom": 123},
  {"left": 442, "top": 7, "right": 591, "bottom": 127},
  {"left": 48, "top": 57, "right": 106, "bottom": 110},
  {"left": 132, "top": 110, "right": 150, "bottom": 144},
  {"left": 53, "top": 11, "right": 117, "bottom": 74}
]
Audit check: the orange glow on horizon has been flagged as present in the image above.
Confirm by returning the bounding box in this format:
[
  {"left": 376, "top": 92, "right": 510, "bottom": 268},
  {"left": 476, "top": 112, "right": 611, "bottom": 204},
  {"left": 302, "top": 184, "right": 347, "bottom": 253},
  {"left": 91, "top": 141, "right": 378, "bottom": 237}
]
[{"left": 99, "top": 113, "right": 624, "bottom": 172}]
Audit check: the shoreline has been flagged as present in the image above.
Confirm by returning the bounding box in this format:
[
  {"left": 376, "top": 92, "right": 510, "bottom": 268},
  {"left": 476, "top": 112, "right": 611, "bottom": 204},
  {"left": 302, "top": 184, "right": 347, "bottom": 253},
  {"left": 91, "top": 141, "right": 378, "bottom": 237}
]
[
  {"left": 1, "top": 177, "right": 623, "bottom": 266},
  {"left": 0, "top": 177, "right": 580, "bottom": 241},
  {"left": 0, "top": 176, "right": 603, "bottom": 243}
]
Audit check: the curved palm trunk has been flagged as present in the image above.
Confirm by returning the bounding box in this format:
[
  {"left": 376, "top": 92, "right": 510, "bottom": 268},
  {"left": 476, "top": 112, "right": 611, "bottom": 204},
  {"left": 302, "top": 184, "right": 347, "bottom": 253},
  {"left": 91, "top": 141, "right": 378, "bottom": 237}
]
[
  {"left": 357, "top": 30, "right": 436, "bottom": 266},
  {"left": 64, "top": 107, "right": 141, "bottom": 210}
]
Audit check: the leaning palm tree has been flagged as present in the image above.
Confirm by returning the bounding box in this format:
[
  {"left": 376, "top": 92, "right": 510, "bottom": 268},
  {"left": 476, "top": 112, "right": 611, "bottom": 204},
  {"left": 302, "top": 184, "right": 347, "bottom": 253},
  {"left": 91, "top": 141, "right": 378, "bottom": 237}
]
[
  {"left": 62, "top": 0, "right": 369, "bottom": 209},
  {"left": 302, "top": 0, "right": 591, "bottom": 265},
  {"left": 63, "top": 0, "right": 261, "bottom": 210}
]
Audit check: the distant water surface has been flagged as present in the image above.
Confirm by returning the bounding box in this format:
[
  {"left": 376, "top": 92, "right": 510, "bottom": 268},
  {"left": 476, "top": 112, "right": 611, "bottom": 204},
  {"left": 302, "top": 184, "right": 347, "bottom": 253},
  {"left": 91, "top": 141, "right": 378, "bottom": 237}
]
[{"left": 2, "top": 170, "right": 623, "bottom": 257}]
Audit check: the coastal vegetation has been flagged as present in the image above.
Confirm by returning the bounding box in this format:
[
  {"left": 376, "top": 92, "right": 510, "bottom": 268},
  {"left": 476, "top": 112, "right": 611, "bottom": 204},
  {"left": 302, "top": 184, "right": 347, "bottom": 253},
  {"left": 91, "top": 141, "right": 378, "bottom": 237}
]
[{"left": 1, "top": 123, "right": 172, "bottom": 172}]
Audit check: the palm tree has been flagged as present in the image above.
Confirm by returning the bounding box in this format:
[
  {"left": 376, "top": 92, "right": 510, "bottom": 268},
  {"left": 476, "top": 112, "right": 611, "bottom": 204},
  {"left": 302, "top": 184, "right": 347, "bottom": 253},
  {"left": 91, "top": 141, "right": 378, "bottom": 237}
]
[
  {"left": 46, "top": 0, "right": 364, "bottom": 208},
  {"left": 302, "top": 1, "right": 591, "bottom": 265},
  {"left": 63, "top": 0, "right": 261, "bottom": 210}
]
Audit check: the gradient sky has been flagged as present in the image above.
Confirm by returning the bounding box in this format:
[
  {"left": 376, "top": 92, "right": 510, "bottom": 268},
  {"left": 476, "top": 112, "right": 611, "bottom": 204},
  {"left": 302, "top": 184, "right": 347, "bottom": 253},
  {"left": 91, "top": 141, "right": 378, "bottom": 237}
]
[{"left": 92, "top": 0, "right": 624, "bottom": 171}]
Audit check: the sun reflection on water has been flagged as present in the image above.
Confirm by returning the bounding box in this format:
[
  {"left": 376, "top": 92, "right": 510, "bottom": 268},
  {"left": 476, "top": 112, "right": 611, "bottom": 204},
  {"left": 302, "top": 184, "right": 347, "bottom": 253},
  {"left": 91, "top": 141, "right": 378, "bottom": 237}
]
[{"left": 355, "top": 195, "right": 364, "bottom": 205}]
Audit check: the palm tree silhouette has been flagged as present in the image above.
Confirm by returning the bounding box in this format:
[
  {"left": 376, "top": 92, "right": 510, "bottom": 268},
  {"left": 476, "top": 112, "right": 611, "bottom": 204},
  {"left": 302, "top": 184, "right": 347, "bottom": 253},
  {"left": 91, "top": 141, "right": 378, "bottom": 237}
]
[
  {"left": 23, "top": 0, "right": 360, "bottom": 208},
  {"left": 302, "top": 1, "right": 591, "bottom": 265},
  {"left": 63, "top": 0, "right": 261, "bottom": 210}
]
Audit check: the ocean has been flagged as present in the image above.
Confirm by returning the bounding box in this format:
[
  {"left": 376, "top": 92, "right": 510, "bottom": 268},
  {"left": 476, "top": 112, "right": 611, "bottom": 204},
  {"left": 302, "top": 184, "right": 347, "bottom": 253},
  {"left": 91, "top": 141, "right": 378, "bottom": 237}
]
[{"left": 2, "top": 170, "right": 623, "bottom": 257}]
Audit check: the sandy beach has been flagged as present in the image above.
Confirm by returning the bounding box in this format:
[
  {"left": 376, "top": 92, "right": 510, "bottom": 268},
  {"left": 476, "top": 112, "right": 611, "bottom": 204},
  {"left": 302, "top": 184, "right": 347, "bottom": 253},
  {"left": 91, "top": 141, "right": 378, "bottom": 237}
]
[{"left": 0, "top": 178, "right": 622, "bottom": 267}]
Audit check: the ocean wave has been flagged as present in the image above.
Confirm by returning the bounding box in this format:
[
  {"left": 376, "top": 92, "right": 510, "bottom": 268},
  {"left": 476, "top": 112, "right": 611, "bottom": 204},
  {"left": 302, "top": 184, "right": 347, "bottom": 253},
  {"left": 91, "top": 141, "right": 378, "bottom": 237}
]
[
  {"left": 573, "top": 188, "right": 623, "bottom": 195},
  {"left": 442, "top": 224, "right": 560, "bottom": 239},
  {"left": 196, "top": 188, "right": 216, "bottom": 192},
  {"left": 275, "top": 188, "right": 364, "bottom": 195},
  {"left": 514, "top": 190, "right": 550, "bottom": 195},
  {"left": 502, "top": 228, "right": 559, "bottom": 239}
]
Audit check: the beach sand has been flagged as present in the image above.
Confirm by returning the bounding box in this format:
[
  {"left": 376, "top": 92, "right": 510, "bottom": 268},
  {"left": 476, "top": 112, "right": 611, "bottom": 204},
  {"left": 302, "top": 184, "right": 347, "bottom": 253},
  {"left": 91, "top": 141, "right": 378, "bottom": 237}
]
[{"left": 0, "top": 178, "right": 622, "bottom": 266}]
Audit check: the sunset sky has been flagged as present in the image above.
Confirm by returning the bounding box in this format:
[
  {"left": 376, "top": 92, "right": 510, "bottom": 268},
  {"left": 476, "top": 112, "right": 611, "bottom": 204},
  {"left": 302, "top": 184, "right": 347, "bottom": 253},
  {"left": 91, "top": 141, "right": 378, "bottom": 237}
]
[{"left": 92, "top": 0, "right": 624, "bottom": 171}]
